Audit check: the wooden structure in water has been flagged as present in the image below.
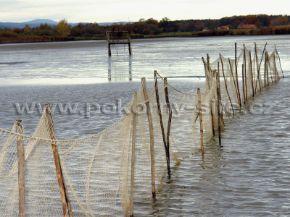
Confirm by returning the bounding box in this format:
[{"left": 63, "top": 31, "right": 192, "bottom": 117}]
[{"left": 106, "top": 31, "right": 132, "bottom": 56}]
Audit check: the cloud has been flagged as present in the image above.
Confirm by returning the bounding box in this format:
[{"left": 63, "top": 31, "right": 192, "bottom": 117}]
[{"left": 0, "top": 0, "right": 289, "bottom": 22}]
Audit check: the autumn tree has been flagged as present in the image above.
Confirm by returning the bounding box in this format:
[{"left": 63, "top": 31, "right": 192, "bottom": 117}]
[
  {"left": 270, "top": 16, "right": 289, "bottom": 26},
  {"left": 56, "top": 19, "right": 71, "bottom": 37}
]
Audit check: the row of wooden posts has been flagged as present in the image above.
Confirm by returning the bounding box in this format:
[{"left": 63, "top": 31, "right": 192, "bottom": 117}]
[
  {"left": 139, "top": 69, "right": 224, "bottom": 204},
  {"left": 14, "top": 44, "right": 283, "bottom": 216},
  {"left": 220, "top": 43, "right": 283, "bottom": 113}
]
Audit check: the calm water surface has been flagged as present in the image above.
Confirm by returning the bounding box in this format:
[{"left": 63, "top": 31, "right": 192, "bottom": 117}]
[{"left": 0, "top": 35, "right": 290, "bottom": 216}]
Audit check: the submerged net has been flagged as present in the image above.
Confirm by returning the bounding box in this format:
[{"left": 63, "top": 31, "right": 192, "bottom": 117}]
[{"left": 0, "top": 44, "right": 284, "bottom": 217}]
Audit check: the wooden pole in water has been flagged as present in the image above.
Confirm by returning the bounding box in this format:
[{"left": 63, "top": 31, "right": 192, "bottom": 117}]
[
  {"left": 260, "top": 43, "right": 268, "bottom": 89},
  {"left": 16, "top": 120, "right": 25, "bottom": 217},
  {"left": 197, "top": 88, "right": 205, "bottom": 156},
  {"left": 275, "top": 46, "right": 284, "bottom": 78},
  {"left": 128, "top": 42, "right": 132, "bottom": 56},
  {"left": 248, "top": 51, "right": 255, "bottom": 98},
  {"left": 242, "top": 64, "right": 245, "bottom": 105},
  {"left": 268, "top": 53, "right": 274, "bottom": 84},
  {"left": 141, "top": 78, "right": 156, "bottom": 199},
  {"left": 45, "top": 105, "right": 73, "bottom": 217},
  {"left": 210, "top": 99, "right": 215, "bottom": 137},
  {"left": 202, "top": 57, "right": 210, "bottom": 88},
  {"left": 264, "top": 52, "right": 268, "bottom": 87},
  {"left": 235, "top": 43, "right": 242, "bottom": 108},
  {"left": 163, "top": 77, "right": 172, "bottom": 180},
  {"left": 273, "top": 52, "right": 279, "bottom": 82},
  {"left": 220, "top": 54, "right": 234, "bottom": 116},
  {"left": 217, "top": 64, "right": 222, "bottom": 147},
  {"left": 129, "top": 92, "right": 137, "bottom": 217},
  {"left": 228, "top": 59, "right": 240, "bottom": 108},
  {"left": 254, "top": 43, "right": 260, "bottom": 93},
  {"left": 243, "top": 45, "right": 248, "bottom": 102},
  {"left": 154, "top": 71, "right": 171, "bottom": 179},
  {"left": 266, "top": 52, "right": 270, "bottom": 86}
]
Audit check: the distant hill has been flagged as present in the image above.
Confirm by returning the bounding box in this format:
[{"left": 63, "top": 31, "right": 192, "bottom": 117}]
[
  {"left": 0, "top": 19, "right": 57, "bottom": 28},
  {"left": 0, "top": 19, "right": 130, "bottom": 28}
]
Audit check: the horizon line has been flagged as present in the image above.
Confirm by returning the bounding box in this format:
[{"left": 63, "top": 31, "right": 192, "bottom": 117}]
[{"left": 1, "top": 13, "right": 290, "bottom": 24}]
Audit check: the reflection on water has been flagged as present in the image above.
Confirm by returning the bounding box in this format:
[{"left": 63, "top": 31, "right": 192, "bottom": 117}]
[
  {"left": 108, "top": 55, "right": 133, "bottom": 82},
  {"left": 0, "top": 61, "right": 29, "bottom": 65}
]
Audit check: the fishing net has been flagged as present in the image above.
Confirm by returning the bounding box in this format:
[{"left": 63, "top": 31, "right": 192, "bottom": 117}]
[{"left": 0, "top": 44, "right": 284, "bottom": 217}]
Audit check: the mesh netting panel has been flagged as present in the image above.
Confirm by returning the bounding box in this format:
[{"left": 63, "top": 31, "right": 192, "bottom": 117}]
[
  {"left": 0, "top": 44, "right": 284, "bottom": 217},
  {"left": 0, "top": 125, "right": 19, "bottom": 217}
]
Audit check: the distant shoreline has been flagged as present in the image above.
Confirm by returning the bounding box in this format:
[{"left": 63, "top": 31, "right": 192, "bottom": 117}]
[
  {"left": 2, "top": 15, "right": 290, "bottom": 44},
  {"left": 1, "top": 31, "right": 290, "bottom": 44}
]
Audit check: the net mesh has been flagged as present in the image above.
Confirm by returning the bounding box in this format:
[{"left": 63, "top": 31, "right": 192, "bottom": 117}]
[{"left": 0, "top": 44, "right": 284, "bottom": 216}]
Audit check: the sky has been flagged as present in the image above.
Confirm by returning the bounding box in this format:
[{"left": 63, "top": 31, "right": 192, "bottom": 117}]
[{"left": 0, "top": 0, "right": 289, "bottom": 23}]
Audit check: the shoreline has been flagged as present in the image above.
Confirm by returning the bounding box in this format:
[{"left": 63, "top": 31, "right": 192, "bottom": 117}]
[{"left": 1, "top": 32, "right": 290, "bottom": 45}]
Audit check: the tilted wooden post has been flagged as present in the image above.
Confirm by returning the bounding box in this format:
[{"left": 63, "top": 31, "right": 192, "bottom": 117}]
[
  {"left": 128, "top": 41, "right": 132, "bottom": 56},
  {"left": 254, "top": 43, "right": 261, "bottom": 93},
  {"left": 45, "top": 105, "right": 73, "bottom": 217},
  {"left": 243, "top": 45, "right": 248, "bottom": 103},
  {"left": 197, "top": 88, "right": 204, "bottom": 156},
  {"left": 217, "top": 64, "right": 222, "bottom": 147},
  {"left": 163, "top": 77, "right": 172, "bottom": 180},
  {"left": 16, "top": 120, "right": 25, "bottom": 217},
  {"left": 141, "top": 78, "right": 156, "bottom": 199},
  {"left": 275, "top": 47, "right": 284, "bottom": 78},
  {"left": 220, "top": 55, "right": 234, "bottom": 116},
  {"left": 228, "top": 59, "right": 240, "bottom": 110},
  {"left": 154, "top": 71, "right": 170, "bottom": 179},
  {"left": 210, "top": 100, "right": 215, "bottom": 137},
  {"left": 264, "top": 52, "right": 268, "bottom": 87},
  {"left": 234, "top": 43, "right": 242, "bottom": 108},
  {"left": 129, "top": 92, "right": 137, "bottom": 217},
  {"left": 248, "top": 51, "right": 255, "bottom": 98}
]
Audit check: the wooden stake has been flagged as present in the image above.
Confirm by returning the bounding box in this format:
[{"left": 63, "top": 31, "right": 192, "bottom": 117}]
[
  {"left": 108, "top": 43, "right": 112, "bottom": 56},
  {"left": 16, "top": 120, "right": 25, "bottom": 217},
  {"left": 273, "top": 52, "right": 279, "bottom": 82},
  {"left": 275, "top": 46, "right": 284, "bottom": 78},
  {"left": 154, "top": 71, "right": 170, "bottom": 179},
  {"left": 217, "top": 64, "right": 222, "bottom": 147},
  {"left": 210, "top": 100, "right": 215, "bottom": 137},
  {"left": 202, "top": 57, "right": 210, "bottom": 88},
  {"left": 163, "top": 77, "right": 172, "bottom": 180},
  {"left": 228, "top": 59, "right": 240, "bottom": 108},
  {"left": 141, "top": 78, "right": 156, "bottom": 199},
  {"left": 254, "top": 43, "right": 260, "bottom": 93},
  {"left": 266, "top": 52, "right": 271, "bottom": 85},
  {"left": 248, "top": 51, "right": 255, "bottom": 98},
  {"left": 45, "top": 105, "right": 73, "bottom": 217},
  {"left": 129, "top": 92, "right": 137, "bottom": 217},
  {"left": 260, "top": 43, "right": 268, "bottom": 89},
  {"left": 197, "top": 88, "right": 205, "bottom": 156},
  {"left": 128, "top": 41, "right": 132, "bottom": 56},
  {"left": 242, "top": 64, "right": 245, "bottom": 105},
  {"left": 273, "top": 53, "right": 277, "bottom": 81},
  {"left": 234, "top": 43, "right": 242, "bottom": 108},
  {"left": 220, "top": 55, "right": 234, "bottom": 116},
  {"left": 243, "top": 45, "right": 248, "bottom": 102},
  {"left": 264, "top": 52, "right": 268, "bottom": 87}
]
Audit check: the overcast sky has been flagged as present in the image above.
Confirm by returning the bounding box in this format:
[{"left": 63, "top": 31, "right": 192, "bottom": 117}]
[{"left": 1, "top": 0, "right": 289, "bottom": 22}]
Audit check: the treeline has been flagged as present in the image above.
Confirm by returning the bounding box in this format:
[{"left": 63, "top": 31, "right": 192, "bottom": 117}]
[{"left": 1, "top": 15, "right": 290, "bottom": 43}]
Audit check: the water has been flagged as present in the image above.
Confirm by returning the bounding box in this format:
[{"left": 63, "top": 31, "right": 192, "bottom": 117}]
[
  {"left": 0, "top": 35, "right": 289, "bottom": 85},
  {"left": 1, "top": 35, "right": 290, "bottom": 216},
  {"left": 148, "top": 79, "right": 290, "bottom": 216}
]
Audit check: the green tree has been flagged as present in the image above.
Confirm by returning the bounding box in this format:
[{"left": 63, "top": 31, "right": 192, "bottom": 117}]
[{"left": 56, "top": 19, "right": 71, "bottom": 37}]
